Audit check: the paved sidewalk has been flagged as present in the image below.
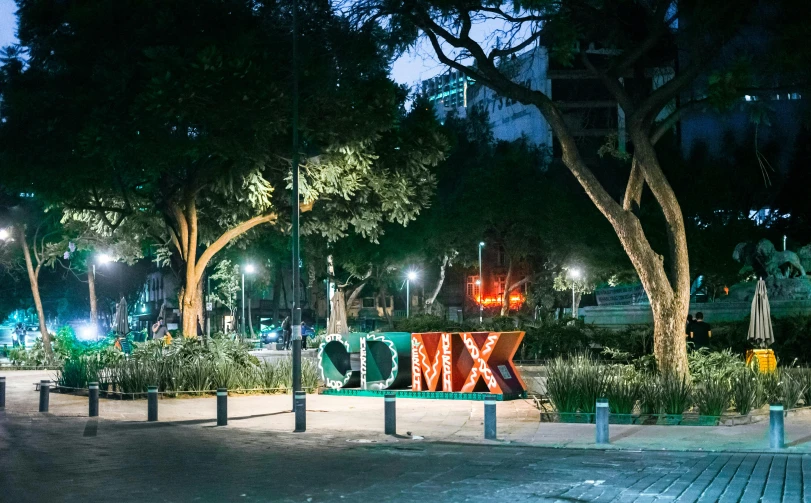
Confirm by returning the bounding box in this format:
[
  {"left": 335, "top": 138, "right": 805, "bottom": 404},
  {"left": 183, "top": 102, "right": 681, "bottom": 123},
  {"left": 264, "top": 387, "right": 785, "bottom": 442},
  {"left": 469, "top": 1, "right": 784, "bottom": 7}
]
[{"left": 3, "top": 370, "right": 811, "bottom": 453}]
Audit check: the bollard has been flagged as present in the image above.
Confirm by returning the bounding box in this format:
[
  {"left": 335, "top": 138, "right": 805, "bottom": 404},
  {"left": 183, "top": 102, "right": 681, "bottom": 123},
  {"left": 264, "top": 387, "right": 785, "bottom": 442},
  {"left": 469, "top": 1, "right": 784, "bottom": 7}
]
[
  {"left": 217, "top": 388, "right": 228, "bottom": 426},
  {"left": 39, "top": 380, "right": 50, "bottom": 413},
  {"left": 384, "top": 393, "right": 396, "bottom": 435},
  {"left": 770, "top": 403, "right": 784, "bottom": 449},
  {"left": 596, "top": 398, "right": 609, "bottom": 444},
  {"left": 0, "top": 376, "right": 5, "bottom": 409},
  {"left": 147, "top": 386, "right": 158, "bottom": 422},
  {"left": 294, "top": 391, "right": 306, "bottom": 433},
  {"left": 484, "top": 395, "right": 497, "bottom": 440},
  {"left": 88, "top": 382, "right": 99, "bottom": 417}
]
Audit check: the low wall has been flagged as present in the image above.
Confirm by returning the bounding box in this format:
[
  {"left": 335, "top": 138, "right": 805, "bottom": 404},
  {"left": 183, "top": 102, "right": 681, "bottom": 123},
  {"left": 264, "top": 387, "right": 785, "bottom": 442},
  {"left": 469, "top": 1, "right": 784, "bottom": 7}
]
[{"left": 581, "top": 300, "right": 811, "bottom": 328}]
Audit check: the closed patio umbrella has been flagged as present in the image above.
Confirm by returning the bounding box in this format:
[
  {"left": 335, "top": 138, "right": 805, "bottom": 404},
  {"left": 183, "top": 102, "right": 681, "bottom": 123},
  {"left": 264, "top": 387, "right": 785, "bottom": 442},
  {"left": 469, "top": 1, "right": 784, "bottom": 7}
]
[
  {"left": 114, "top": 297, "right": 129, "bottom": 336},
  {"left": 747, "top": 278, "right": 774, "bottom": 348}
]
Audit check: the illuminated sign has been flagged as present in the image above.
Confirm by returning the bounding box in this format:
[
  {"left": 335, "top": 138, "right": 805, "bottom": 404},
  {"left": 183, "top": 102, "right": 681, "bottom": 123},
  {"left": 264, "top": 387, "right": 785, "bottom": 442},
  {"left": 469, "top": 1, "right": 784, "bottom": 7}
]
[{"left": 319, "top": 331, "right": 526, "bottom": 397}]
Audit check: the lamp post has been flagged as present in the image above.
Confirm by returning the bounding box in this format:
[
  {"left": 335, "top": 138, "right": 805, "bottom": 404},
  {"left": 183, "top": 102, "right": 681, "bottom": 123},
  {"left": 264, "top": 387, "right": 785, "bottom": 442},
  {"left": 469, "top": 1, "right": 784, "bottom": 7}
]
[
  {"left": 406, "top": 271, "right": 417, "bottom": 318},
  {"left": 478, "top": 242, "right": 485, "bottom": 323},
  {"left": 569, "top": 268, "right": 582, "bottom": 319},
  {"left": 242, "top": 264, "right": 256, "bottom": 338}
]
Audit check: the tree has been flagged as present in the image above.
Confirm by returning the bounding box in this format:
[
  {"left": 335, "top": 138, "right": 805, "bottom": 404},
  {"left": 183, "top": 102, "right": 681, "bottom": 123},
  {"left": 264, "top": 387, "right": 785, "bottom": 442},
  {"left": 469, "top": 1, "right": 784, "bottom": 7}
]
[
  {"left": 1, "top": 0, "right": 445, "bottom": 336},
  {"left": 210, "top": 259, "right": 241, "bottom": 334},
  {"left": 354, "top": 0, "right": 770, "bottom": 375}
]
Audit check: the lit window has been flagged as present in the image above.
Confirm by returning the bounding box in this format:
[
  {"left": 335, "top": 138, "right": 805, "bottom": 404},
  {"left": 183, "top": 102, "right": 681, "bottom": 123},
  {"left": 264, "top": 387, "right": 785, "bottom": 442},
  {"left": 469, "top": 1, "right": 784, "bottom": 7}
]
[{"left": 466, "top": 276, "right": 481, "bottom": 298}]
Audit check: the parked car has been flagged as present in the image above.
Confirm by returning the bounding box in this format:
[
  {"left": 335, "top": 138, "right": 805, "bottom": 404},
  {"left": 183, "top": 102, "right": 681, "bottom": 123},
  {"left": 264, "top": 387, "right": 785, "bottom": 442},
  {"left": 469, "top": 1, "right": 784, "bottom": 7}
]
[{"left": 259, "top": 323, "right": 315, "bottom": 345}]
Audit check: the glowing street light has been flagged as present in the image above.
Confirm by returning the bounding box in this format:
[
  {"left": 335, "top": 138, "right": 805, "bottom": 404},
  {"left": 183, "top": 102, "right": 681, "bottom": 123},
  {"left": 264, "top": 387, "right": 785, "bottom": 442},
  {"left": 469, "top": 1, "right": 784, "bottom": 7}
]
[
  {"left": 0, "top": 228, "right": 10, "bottom": 241},
  {"left": 97, "top": 253, "right": 113, "bottom": 264},
  {"left": 241, "top": 264, "right": 256, "bottom": 338},
  {"left": 406, "top": 270, "right": 418, "bottom": 318}
]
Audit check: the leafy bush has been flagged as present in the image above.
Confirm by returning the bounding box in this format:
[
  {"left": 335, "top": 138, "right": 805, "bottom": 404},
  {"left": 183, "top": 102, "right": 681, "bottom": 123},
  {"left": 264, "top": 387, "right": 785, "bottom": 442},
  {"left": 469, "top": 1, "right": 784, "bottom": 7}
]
[
  {"left": 604, "top": 368, "right": 640, "bottom": 414},
  {"left": 688, "top": 348, "right": 743, "bottom": 384},
  {"left": 731, "top": 367, "right": 761, "bottom": 415},
  {"left": 694, "top": 379, "right": 731, "bottom": 416},
  {"left": 792, "top": 367, "right": 811, "bottom": 406},
  {"left": 658, "top": 373, "right": 692, "bottom": 415},
  {"left": 545, "top": 357, "right": 579, "bottom": 413},
  {"left": 574, "top": 355, "right": 608, "bottom": 414},
  {"left": 639, "top": 374, "right": 660, "bottom": 414},
  {"left": 780, "top": 370, "right": 806, "bottom": 409}
]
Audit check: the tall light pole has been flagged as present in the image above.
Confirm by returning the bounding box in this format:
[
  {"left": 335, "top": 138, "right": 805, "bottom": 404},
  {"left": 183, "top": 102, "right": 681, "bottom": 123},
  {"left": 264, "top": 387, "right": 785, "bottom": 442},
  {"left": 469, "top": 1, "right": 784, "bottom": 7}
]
[
  {"left": 406, "top": 271, "right": 417, "bottom": 318},
  {"left": 241, "top": 264, "right": 255, "bottom": 339},
  {"left": 478, "top": 241, "right": 485, "bottom": 323},
  {"left": 290, "top": 0, "right": 303, "bottom": 413},
  {"left": 569, "top": 268, "right": 582, "bottom": 319}
]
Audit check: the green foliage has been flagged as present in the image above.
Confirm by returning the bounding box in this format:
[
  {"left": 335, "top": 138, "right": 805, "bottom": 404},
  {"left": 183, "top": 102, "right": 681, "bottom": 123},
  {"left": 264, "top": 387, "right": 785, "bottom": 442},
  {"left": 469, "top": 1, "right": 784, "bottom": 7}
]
[
  {"left": 639, "top": 375, "right": 661, "bottom": 414},
  {"left": 573, "top": 354, "right": 608, "bottom": 414},
  {"left": 55, "top": 335, "right": 320, "bottom": 395},
  {"left": 780, "top": 370, "right": 807, "bottom": 409},
  {"left": 688, "top": 348, "right": 744, "bottom": 384},
  {"left": 658, "top": 373, "right": 693, "bottom": 415},
  {"left": 545, "top": 357, "right": 579, "bottom": 413},
  {"left": 731, "top": 367, "right": 762, "bottom": 415},
  {"left": 604, "top": 368, "right": 640, "bottom": 415},
  {"left": 694, "top": 379, "right": 732, "bottom": 416}
]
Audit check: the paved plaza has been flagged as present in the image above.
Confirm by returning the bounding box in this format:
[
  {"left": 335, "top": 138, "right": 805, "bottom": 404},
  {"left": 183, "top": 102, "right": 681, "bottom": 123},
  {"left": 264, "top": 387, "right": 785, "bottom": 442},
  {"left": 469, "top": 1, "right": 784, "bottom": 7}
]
[{"left": 2, "top": 370, "right": 811, "bottom": 501}]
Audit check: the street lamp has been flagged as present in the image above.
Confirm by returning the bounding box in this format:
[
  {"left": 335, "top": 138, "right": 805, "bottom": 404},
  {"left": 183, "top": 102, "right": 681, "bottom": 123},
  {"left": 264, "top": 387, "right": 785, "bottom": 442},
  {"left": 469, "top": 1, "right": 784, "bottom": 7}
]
[
  {"left": 478, "top": 242, "right": 485, "bottom": 323},
  {"left": 0, "top": 228, "right": 10, "bottom": 241},
  {"left": 569, "top": 268, "right": 582, "bottom": 319},
  {"left": 406, "top": 270, "right": 417, "bottom": 318},
  {"left": 242, "top": 264, "right": 256, "bottom": 338}
]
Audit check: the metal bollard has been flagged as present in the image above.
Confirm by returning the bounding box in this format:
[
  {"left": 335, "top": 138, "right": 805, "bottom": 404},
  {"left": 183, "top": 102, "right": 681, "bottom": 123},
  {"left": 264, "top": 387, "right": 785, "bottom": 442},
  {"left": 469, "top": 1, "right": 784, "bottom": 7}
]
[
  {"left": 294, "top": 391, "right": 306, "bottom": 433},
  {"left": 596, "top": 398, "right": 609, "bottom": 444},
  {"left": 89, "top": 382, "right": 99, "bottom": 417},
  {"left": 0, "top": 376, "right": 5, "bottom": 408},
  {"left": 217, "top": 388, "right": 228, "bottom": 426},
  {"left": 384, "top": 393, "right": 396, "bottom": 435},
  {"left": 770, "top": 403, "right": 784, "bottom": 449},
  {"left": 147, "top": 386, "right": 158, "bottom": 422},
  {"left": 484, "top": 395, "right": 497, "bottom": 440},
  {"left": 39, "top": 380, "right": 50, "bottom": 413}
]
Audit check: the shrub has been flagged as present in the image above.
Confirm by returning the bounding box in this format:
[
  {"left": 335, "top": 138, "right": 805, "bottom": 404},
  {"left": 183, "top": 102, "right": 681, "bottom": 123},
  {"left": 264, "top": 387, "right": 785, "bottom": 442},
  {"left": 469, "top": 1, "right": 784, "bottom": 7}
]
[
  {"left": 639, "top": 374, "right": 660, "bottom": 414},
  {"left": 574, "top": 355, "right": 608, "bottom": 414},
  {"left": 792, "top": 367, "right": 811, "bottom": 406},
  {"left": 545, "top": 357, "right": 579, "bottom": 413},
  {"left": 780, "top": 370, "right": 806, "bottom": 410},
  {"left": 659, "top": 373, "right": 692, "bottom": 415},
  {"left": 688, "top": 348, "right": 743, "bottom": 384},
  {"left": 694, "top": 379, "right": 731, "bottom": 416},
  {"left": 731, "top": 367, "right": 761, "bottom": 415},
  {"left": 604, "top": 368, "right": 640, "bottom": 414}
]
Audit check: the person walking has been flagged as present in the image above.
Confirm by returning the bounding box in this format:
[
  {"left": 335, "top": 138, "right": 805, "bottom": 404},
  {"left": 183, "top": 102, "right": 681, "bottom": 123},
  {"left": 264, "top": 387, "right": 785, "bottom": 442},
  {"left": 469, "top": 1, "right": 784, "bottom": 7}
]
[
  {"left": 282, "top": 316, "right": 292, "bottom": 350},
  {"left": 12, "top": 322, "right": 24, "bottom": 348},
  {"left": 689, "top": 312, "right": 712, "bottom": 350}
]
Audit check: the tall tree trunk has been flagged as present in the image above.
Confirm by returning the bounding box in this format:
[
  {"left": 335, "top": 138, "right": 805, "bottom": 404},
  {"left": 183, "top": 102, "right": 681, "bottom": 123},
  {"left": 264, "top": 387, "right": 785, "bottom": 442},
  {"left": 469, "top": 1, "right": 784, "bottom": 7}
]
[
  {"left": 327, "top": 282, "right": 366, "bottom": 334},
  {"left": 88, "top": 268, "right": 98, "bottom": 325},
  {"left": 399, "top": 22, "right": 694, "bottom": 375},
  {"left": 500, "top": 258, "right": 513, "bottom": 316},
  {"left": 424, "top": 254, "right": 450, "bottom": 315},
  {"left": 18, "top": 228, "right": 52, "bottom": 362}
]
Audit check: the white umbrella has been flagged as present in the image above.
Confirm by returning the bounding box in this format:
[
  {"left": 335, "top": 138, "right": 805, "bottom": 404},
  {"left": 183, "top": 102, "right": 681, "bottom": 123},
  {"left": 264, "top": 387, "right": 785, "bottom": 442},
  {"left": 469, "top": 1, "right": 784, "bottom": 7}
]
[{"left": 747, "top": 278, "right": 774, "bottom": 348}]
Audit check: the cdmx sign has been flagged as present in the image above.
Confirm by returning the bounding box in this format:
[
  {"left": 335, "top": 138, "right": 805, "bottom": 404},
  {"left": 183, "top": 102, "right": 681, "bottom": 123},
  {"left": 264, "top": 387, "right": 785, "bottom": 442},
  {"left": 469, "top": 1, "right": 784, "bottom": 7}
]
[{"left": 318, "top": 331, "right": 526, "bottom": 398}]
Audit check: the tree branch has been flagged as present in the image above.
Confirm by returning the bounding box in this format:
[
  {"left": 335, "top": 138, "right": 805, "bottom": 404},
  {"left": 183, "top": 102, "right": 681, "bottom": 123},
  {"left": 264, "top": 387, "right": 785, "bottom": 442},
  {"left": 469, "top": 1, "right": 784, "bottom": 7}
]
[
  {"left": 581, "top": 51, "right": 634, "bottom": 113},
  {"left": 193, "top": 212, "right": 278, "bottom": 285}
]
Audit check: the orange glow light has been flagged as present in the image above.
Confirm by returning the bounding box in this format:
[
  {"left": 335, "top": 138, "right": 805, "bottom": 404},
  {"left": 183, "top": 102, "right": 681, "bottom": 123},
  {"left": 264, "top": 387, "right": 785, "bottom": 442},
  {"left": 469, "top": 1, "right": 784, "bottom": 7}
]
[{"left": 475, "top": 294, "right": 525, "bottom": 308}]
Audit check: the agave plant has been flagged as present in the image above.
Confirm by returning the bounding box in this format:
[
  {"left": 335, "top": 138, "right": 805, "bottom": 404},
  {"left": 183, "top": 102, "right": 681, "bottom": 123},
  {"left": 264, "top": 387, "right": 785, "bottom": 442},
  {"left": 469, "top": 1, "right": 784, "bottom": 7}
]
[
  {"left": 545, "top": 357, "right": 579, "bottom": 413},
  {"left": 694, "top": 378, "right": 731, "bottom": 416},
  {"left": 658, "top": 372, "right": 692, "bottom": 415},
  {"left": 731, "top": 367, "right": 761, "bottom": 415},
  {"left": 780, "top": 370, "right": 807, "bottom": 410},
  {"left": 573, "top": 355, "right": 608, "bottom": 414},
  {"left": 604, "top": 370, "right": 640, "bottom": 415}
]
